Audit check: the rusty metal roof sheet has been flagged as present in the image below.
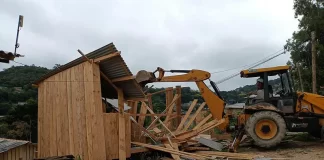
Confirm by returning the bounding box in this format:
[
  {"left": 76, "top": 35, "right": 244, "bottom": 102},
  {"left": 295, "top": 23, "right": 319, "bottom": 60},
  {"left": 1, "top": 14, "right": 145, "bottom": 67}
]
[
  {"left": 0, "top": 138, "right": 30, "bottom": 153},
  {"left": 33, "top": 43, "right": 145, "bottom": 99}
]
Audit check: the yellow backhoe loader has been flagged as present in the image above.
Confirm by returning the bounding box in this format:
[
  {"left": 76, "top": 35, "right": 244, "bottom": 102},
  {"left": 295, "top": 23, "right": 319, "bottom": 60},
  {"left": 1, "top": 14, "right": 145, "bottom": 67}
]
[{"left": 135, "top": 65, "right": 324, "bottom": 152}]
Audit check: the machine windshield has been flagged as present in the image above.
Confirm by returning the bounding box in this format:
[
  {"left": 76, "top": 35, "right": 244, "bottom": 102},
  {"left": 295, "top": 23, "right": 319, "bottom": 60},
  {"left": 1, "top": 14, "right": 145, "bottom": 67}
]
[{"left": 281, "top": 72, "right": 291, "bottom": 95}]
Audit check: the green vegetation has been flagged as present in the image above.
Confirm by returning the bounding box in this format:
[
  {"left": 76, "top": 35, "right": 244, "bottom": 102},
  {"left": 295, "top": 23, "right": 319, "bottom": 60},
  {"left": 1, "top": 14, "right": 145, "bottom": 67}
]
[
  {"left": 285, "top": 0, "right": 324, "bottom": 94},
  {"left": 0, "top": 65, "right": 50, "bottom": 142}
]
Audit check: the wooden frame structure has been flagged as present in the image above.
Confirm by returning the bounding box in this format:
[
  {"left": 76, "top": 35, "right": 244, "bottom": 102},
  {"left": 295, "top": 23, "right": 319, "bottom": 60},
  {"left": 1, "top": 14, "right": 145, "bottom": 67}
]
[{"left": 33, "top": 43, "right": 146, "bottom": 160}]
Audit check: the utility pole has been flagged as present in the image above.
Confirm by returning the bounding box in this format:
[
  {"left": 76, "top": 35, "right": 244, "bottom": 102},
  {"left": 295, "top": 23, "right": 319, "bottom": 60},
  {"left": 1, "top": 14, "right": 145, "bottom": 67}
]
[
  {"left": 296, "top": 63, "right": 304, "bottom": 92},
  {"left": 311, "top": 31, "right": 317, "bottom": 94}
]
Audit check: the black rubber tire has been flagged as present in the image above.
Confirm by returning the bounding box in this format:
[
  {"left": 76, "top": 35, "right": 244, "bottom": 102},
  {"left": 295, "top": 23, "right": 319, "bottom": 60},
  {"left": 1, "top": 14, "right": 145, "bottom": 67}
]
[{"left": 245, "top": 111, "right": 287, "bottom": 148}]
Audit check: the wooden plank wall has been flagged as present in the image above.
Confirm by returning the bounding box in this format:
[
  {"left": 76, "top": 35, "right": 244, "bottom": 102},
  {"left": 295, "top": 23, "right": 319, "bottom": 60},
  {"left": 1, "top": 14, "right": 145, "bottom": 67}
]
[
  {"left": 103, "top": 113, "right": 131, "bottom": 160},
  {"left": 37, "top": 61, "right": 106, "bottom": 160},
  {"left": 0, "top": 144, "right": 37, "bottom": 160}
]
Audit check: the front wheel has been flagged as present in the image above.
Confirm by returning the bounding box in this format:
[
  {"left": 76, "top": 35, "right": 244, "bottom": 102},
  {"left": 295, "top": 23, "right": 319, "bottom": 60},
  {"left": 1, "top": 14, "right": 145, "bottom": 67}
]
[{"left": 245, "top": 111, "right": 287, "bottom": 148}]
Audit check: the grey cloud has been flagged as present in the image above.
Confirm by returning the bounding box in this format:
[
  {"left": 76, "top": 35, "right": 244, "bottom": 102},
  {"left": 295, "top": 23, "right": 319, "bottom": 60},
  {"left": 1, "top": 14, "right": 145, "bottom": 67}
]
[{"left": 0, "top": 0, "right": 298, "bottom": 91}]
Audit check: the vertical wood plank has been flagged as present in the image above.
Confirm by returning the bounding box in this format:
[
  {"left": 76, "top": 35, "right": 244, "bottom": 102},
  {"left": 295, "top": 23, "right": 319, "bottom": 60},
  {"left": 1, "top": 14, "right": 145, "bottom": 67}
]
[
  {"left": 43, "top": 79, "right": 50, "bottom": 157},
  {"left": 118, "top": 89, "right": 126, "bottom": 160},
  {"left": 66, "top": 68, "right": 74, "bottom": 155},
  {"left": 83, "top": 62, "right": 106, "bottom": 160},
  {"left": 37, "top": 82, "right": 44, "bottom": 158},
  {"left": 119, "top": 114, "right": 126, "bottom": 160},
  {"left": 104, "top": 113, "right": 118, "bottom": 159},
  {"left": 83, "top": 62, "right": 93, "bottom": 160},
  {"left": 27, "top": 144, "right": 29, "bottom": 160},
  {"left": 137, "top": 102, "right": 147, "bottom": 127},
  {"left": 71, "top": 63, "right": 88, "bottom": 160},
  {"left": 91, "top": 62, "right": 107, "bottom": 160},
  {"left": 7, "top": 150, "right": 11, "bottom": 160},
  {"left": 56, "top": 72, "right": 63, "bottom": 156},
  {"left": 125, "top": 113, "right": 131, "bottom": 158},
  {"left": 61, "top": 70, "right": 70, "bottom": 155},
  {"left": 50, "top": 74, "right": 58, "bottom": 156}
]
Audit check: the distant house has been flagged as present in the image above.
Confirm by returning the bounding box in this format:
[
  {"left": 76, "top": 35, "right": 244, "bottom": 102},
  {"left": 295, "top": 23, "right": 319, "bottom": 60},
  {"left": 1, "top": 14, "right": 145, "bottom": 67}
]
[
  {"left": 13, "top": 87, "right": 23, "bottom": 93},
  {"left": 0, "top": 138, "right": 37, "bottom": 159},
  {"left": 225, "top": 103, "right": 245, "bottom": 116},
  {"left": 17, "top": 102, "right": 27, "bottom": 106}
]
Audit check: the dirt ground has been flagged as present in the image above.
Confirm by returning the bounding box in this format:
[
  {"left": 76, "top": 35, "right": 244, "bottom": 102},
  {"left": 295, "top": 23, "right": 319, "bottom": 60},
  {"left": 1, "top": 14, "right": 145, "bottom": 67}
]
[{"left": 237, "top": 133, "right": 324, "bottom": 160}]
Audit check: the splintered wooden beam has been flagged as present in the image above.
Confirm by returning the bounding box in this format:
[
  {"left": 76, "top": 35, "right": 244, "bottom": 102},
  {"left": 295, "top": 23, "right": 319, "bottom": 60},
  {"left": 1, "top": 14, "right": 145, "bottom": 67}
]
[
  {"left": 175, "top": 119, "right": 225, "bottom": 140},
  {"left": 94, "top": 51, "right": 121, "bottom": 63},
  {"left": 130, "top": 117, "right": 159, "bottom": 142},
  {"left": 137, "top": 102, "right": 148, "bottom": 127},
  {"left": 146, "top": 94, "right": 180, "bottom": 130},
  {"left": 193, "top": 114, "right": 213, "bottom": 130},
  {"left": 142, "top": 102, "right": 175, "bottom": 137},
  {"left": 182, "top": 102, "right": 206, "bottom": 132},
  {"left": 175, "top": 99, "right": 198, "bottom": 133}
]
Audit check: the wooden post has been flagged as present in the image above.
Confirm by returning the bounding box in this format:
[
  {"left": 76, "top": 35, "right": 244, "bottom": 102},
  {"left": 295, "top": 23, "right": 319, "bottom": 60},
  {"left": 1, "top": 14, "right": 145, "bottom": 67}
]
[
  {"left": 165, "top": 87, "right": 174, "bottom": 129},
  {"left": 118, "top": 89, "right": 126, "bottom": 160},
  {"left": 311, "top": 31, "right": 317, "bottom": 94},
  {"left": 176, "top": 86, "right": 182, "bottom": 126},
  {"left": 147, "top": 94, "right": 153, "bottom": 122}
]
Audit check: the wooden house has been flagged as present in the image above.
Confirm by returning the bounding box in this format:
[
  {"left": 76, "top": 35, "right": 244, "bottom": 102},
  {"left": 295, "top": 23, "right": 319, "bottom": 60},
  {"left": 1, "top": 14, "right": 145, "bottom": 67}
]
[
  {"left": 0, "top": 138, "right": 37, "bottom": 160},
  {"left": 33, "top": 43, "right": 146, "bottom": 160}
]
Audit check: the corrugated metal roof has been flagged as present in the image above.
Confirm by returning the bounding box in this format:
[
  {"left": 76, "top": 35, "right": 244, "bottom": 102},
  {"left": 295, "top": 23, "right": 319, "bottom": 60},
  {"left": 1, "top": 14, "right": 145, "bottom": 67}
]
[
  {"left": 33, "top": 42, "right": 145, "bottom": 99},
  {"left": 0, "top": 138, "right": 29, "bottom": 153},
  {"left": 33, "top": 43, "right": 118, "bottom": 84}
]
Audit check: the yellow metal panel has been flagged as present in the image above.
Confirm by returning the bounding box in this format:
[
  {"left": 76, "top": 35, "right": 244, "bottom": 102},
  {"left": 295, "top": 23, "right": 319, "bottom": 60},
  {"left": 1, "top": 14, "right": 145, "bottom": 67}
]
[{"left": 241, "top": 65, "right": 290, "bottom": 77}]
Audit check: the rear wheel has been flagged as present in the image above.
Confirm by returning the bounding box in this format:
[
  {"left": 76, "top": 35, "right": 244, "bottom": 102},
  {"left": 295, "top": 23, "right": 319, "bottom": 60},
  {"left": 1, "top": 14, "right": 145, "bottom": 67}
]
[{"left": 245, "top": 111, "right": 286, "bottom": 148}]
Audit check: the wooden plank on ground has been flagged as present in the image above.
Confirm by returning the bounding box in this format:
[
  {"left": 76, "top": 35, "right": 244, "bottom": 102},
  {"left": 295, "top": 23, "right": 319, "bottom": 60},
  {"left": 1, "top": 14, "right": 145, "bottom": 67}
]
[
  {"left": 182, "top": 102, "right": 206, "bottom": 132},
  {"left": 132, "top": 142, "right": 208, "bottom": 160},
  {"left": 163, "top": 143, "right": 181, "bottom": 160},
  {"left": 175, "top": 99, "right": 198, "bottom": 133}
]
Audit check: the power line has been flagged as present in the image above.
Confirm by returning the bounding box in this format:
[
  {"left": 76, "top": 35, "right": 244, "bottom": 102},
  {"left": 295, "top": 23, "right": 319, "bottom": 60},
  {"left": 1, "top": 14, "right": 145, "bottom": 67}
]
[
  {"left": 207, "top": 48, "right": 286, "bottom": 88},
  {"left": 12, "top": 60, "right": 27, "bottom": 66},
  {"left": 210, "top": 48, "right": 284, "bottom": 75}
]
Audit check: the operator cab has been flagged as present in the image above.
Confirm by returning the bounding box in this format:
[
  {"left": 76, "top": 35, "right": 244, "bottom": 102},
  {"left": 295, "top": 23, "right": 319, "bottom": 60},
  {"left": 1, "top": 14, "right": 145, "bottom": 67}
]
[{"left": 240, "top": 65, "right": 296, "bottom": 114}]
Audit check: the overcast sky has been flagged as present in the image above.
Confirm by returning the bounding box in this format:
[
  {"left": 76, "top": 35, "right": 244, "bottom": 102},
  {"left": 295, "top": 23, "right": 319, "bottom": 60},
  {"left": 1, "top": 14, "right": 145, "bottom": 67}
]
[{"left": 0, "top": 0, "right": 299, "bottom": 91}]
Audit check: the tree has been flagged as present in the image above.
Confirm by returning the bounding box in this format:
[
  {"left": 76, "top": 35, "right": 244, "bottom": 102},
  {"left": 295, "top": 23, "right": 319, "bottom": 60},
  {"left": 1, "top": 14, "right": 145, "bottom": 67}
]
[{"left": 285, "top": 0, "right": 324, "bottom": 93}]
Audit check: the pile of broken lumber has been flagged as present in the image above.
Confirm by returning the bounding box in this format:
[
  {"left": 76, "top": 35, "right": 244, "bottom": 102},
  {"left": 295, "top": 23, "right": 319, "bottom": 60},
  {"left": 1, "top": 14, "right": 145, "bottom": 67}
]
[{"left": 129, "top": 95, "right": 260, "bottom": 160}]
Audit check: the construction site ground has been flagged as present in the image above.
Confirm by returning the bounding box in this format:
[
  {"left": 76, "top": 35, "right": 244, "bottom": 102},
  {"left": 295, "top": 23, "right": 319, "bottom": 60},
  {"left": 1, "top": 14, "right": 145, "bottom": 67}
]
[{"left": 238, "top": 132, "right": 324, "bottom": 160}]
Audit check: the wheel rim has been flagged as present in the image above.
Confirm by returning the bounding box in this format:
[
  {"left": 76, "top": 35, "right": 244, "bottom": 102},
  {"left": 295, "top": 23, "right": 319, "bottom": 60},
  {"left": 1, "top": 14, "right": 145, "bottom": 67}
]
[{"left": 255, "top": 119, "right": 278, "bottom": 140}]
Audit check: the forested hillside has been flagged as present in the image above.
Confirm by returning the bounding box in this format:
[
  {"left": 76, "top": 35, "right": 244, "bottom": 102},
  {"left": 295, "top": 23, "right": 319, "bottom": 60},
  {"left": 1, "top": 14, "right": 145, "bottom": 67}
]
[{"left": 0, "top": 65, "right": 50, "bottom": 142}]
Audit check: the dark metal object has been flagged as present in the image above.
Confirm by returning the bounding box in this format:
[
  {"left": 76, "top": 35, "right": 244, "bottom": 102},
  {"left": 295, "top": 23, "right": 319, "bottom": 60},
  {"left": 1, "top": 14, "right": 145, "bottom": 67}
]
[{"left": 14, "top": 15, "right": 24, "bottom": 56}]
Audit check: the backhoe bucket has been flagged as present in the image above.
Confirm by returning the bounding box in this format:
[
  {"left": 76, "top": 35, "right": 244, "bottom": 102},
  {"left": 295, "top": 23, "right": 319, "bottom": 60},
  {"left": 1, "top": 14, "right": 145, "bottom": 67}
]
[{"left": 135, "top": 70, "right": 157, "bottom": 87}]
